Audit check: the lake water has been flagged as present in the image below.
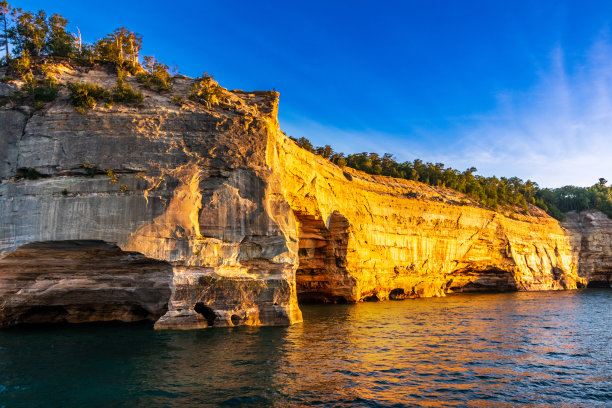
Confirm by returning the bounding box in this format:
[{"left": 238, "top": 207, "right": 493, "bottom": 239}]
[{"left": 1, "top": 290, "right": 611, "bottom": 407}]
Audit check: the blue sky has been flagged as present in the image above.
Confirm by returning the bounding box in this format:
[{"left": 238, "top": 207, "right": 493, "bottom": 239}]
[{"left": 11, "top": 0, "right": 612, "bottom": 187}]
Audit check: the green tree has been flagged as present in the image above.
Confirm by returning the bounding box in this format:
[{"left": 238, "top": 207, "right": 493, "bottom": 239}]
[
  {"left": 138, "top": 55, "right": 172, "bottom": 91},
  {"left": 189, "top": 72, "right": 223, "bottom": 108},
  {"left": 74, "top": 42, "right": 95, "bottom": 64},
  {"left": 10, "top": 46, "right": 30, "bottom": 74},
  {"left": 295, "top": 137, "right": 313, "bottom": 152},
  {"left": 94, "top": 27, "right": 142, "bottom": 69},
  {"left": 0, "top": 1, "right": 20, "bottom": 63},
  {"left": 46, "top": 13, "right": 74, "bottom": 57},
  {"left": 10, "top": 10, "right": 48, "bottom": 57},
  {"left": 322, "top": 145, "right": 333, "bottom": 159},
  {"left": 281, "top": 122, "right": 612, "bottom": 219},
  {"left": 111, "top": 69, "right": 143, "bottom": 104}
]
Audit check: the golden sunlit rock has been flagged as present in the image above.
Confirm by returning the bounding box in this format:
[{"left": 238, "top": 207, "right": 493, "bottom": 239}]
[{"left": 275, "top": 133, "right": 587, "bottom": 302}]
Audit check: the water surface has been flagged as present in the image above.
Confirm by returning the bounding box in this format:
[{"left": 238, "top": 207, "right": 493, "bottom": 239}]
[{"left": 1, "top": 290, "right": 611, "bottom": 407}]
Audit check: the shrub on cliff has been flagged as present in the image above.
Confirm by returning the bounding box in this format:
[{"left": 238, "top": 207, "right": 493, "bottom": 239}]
[
  {"left": 20, "top": 167, "right": 42, "bottom": 180},
  {"left": 9, "top": 48, "right": 31, "bottom": 75},
  {"left": 18, "top": 71, "right": 59, "bottom": 109},
  {"left": 111, "top": 71, "right": 143, "bottom": 104},
  {"left": 137, "top": 55, "right": 172, "bottom": 92},
  {"left": 22, "top": 73, "right": 59, "bottom": 102},
  {"left": 189, "top": 72, "right": 223, "bottom": 109},
  {"left": 68, "top": 73, "right": 142, "bottom": 113},
  {"left": 67, "top": 82, "right": 108, "bottom": 113},
  {"left": 171, "top": 95, "right": 183, "bottom": 106}
]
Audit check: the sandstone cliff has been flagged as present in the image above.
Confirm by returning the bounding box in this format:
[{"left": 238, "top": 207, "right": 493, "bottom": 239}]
[
  {"left": 273, "top": 135, "right": 585, "bottom": 302},
  {"left": 561, "top": 210, "right": 612, "bottom": 287},
  {"left": 0, "top": 65, "right": 301, "bottom": 329},
  {"left": 0, "top": 64, "right": 599, "bottom": 329},
  {"left": 0, "top": 240, "right": 171, "bottom": 325}
]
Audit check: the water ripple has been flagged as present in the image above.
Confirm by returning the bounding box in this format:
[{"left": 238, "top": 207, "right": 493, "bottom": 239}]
[{"left": 0, "top": 290, "right": 611, "bottom": 407}]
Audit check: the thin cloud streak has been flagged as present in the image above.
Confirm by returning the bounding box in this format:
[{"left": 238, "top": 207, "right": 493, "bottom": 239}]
[{"left": 441, "top": 40, "right": 612, "bottom": 187}]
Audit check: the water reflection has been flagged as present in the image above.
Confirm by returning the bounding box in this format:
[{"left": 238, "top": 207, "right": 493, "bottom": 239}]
[{"left": 0, "top": 290, "right": 611, "bottom": 407}]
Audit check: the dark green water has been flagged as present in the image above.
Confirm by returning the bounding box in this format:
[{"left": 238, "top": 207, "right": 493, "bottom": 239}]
[{"left": 1, "top": 290, "right": 611, "bottom": 407}]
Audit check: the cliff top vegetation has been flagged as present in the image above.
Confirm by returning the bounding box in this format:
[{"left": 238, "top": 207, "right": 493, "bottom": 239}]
[{"left": 289, "top": 136, "right": 612, "bottom": 220}]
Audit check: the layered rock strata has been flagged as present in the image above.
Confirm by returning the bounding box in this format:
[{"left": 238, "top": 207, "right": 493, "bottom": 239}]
[
  {"left": 562, "top": 210, "right": 612, "bottom": 287},
  {"left": 0, "top": 240, "right": 171, "bottom": 327},
  {"left": 273, "top": 136, "right": 584, "bottom": 302},
  {"left": 0, "top": 66, "right": 301, "bottom": 329},
  {"left": 0, "top": 64, "right": 598, "bottom": 329}
]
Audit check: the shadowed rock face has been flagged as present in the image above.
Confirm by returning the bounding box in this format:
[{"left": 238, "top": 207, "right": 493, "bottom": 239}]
[
  {"left": 0, "top": 65, "right": 596, "bottom": 329},
  {"left": 562, "top": 210, "right": 612, "bottom": 287},
  {"left": 0, "top": 240, "right": 172, "bottom": 327},
  {"left": 295, "top": 210, "right": 354, "bottom": 304}
]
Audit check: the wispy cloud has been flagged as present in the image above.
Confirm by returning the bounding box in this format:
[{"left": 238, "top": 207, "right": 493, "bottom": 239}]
[
  {"left": 438, "top": 40, "right": 612, "bottom": 187},
  {"left": 280, "top": 40, "right": 612, "bottom": 188}
]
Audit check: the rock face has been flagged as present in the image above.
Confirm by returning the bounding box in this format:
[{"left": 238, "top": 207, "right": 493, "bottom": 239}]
[
  {"left": 0, "top": 64, "right": 596, "bottom": 329},
  {"left": 0, "top": 65, "right": 301, "bottom": 329},
  {"left": 562, "top": 210, "right": 612, "bottom": 287},
  {"left": 273, "top": 136, "right": 584, "bottom": 302}
]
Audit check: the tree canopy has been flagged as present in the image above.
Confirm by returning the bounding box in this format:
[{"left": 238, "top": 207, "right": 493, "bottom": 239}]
[
  {"left": 0, "top": 2, "right": 156, "bottom": 74},
  {"left": 94, "top": 27, "right": 142, "bottom": 71},
  {"left": 0, "top": 1, "right": 20, "bottom": 63}
]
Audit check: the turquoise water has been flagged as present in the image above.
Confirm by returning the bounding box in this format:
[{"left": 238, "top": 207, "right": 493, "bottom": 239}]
[{"left": 1, "top": 290, "right": 611, "bottom": 407}]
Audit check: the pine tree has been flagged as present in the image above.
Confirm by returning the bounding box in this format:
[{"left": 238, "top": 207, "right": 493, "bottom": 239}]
[
  {"left": 47, "top": 13, "right": 74, "bottom": 57},
  {"left": 138, "top": 55, "right": 172, "bottom": 91},
  {"left": 94, "top": 27, "right": 142, "bottom": 68},
  {"left": 10, "top": 9, "right": 49, "bottom": 57},
  {"left": 0, "top": 1, "right": 20, "bottom": 63}
]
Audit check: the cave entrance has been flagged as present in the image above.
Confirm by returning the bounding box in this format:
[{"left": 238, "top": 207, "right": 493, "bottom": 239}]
[
  {"left": 446, "top": 267, "right": 519, "bottom": 293},
  {"left": 193, "top": 303, "right": 217, "bottom": 326},
  {"left": 0, "top": 240, "right": 173, "bottom": 327},
  {"left": 294, "top": 210, "right": 351, "bottom": 304},
  {"left": 585, "top": 265, "right": 612, "bottom": 288}
]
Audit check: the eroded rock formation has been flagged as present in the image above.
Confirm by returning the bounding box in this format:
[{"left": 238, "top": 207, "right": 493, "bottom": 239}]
[
  {"left": 274, "top": 135, "right": 585, "bottom": 301},
  {"left": 562, "top": 210, "right": 612, "bottom": 287},
  {"left": 0, "top": 64, "right": 605, "bottom": 329},
  {"left": 0, "top": 65, "right": 301, "bottom": 329},
  {"left": 0, "top": 240, "right": 171, "bottom": 327}
]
